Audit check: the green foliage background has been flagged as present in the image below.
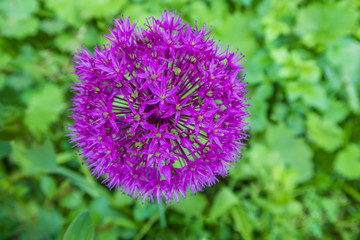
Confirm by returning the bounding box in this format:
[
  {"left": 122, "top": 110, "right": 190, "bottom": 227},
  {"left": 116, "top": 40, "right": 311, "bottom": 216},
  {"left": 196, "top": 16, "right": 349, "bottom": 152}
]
[{"left": 1, "top": 0, "right": 360, "bottom": 239}]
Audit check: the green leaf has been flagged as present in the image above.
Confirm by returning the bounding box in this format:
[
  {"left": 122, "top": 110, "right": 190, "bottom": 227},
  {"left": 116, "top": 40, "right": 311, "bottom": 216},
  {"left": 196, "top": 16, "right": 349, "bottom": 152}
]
[
  {"left": 324, "top": 38, "right": 360, "bottom": 114},
  {"left": 334, "top": 144, "right": 360, "bottom": 179},
  {"left": 0, "top": 0, "right": 38, "bottom": 20},
  {"left": 286, "top": 82, "right": 327, "bottom": 111},
  {"left": 1, "top": 17, "right": 39, "bottom": 39},
  {"left": 231, "top": 204, "right": 253, "bottom": 240},
  {"left": 170, "top": 193, "right": 208, "bottom": 217},
  {"left": 77, "top": 0, "right": 126, "bottom": 19},
  {"left": 38, "top": 207, "right": 63, "bottom": 237},
  {"left": 266, "top": 124, "right": 314, "bottom": 183},
  {"left": 325, "top": 38, "right": 360, "bottom": 88},
  {"left": 208, "top": 187, "right": 239, "bottom": 220},
  {"left": 40, "top": 175, "right": 57, "bottom": 199},
  {"left": 63, "top": 210, "right": 94, "bottom": 240},
  {"left": 40, "top": 19, "right": 67, "bottom": 35},
  {"left": 24, "top": 84, "right": 65, "bottom": 138},
  {"left": 0, "top": 0, "right": 39, "bottom": 39},
  {"left": 55, "top": 33, "right": 81, "bottom": 53},
  {"left": 345, "top": 80, "right": 360, "bottom": 114},
  {"left": 306, "top": 113, "right": 343, "bottom": 152},
  {"left": 248, "top": 98, "right": 268, "bottom": 133},
  {"left": 216, "top": 12, "right": 258, "bottom": 56},
  {"left": 45, "top": 0, "right": 83, "bottom": 27},
  {"left": 133, "top": 201, "right": 158, "bottom": 221},
  {"left": 110, "top": 191, "right": 133, "bottom": 208},
  {"left": 321, "top": 198, "right": 338, "bottom": 223},
  {"left": 10, "top": 140, "right": 57, "bottom": 175},
  {"left": 54, "top": 166, "right": 107, "bottom": 198},
  {"left": 323, "top": 99, "right": 349, "bottom": 123},
  {"left": 0, "top": 141, "right": 11, "bottom": 158},
  {"left": 60, "top": 191, "right": 84, "bottom": 209},
  {"left": 295, "top": 1, "right": 358, "bottom": 48},
  {"left": 0, "top": 87, "right": 25, "bottom": 140}
]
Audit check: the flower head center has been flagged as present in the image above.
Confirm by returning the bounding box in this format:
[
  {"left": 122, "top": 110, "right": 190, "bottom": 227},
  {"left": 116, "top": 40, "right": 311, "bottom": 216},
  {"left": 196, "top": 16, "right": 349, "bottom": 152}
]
[
  {"left": 176, "top": 104, "right": 182, "bottom": 111},
  {"left": 173, "top": 68, "right": 181, "bottom": 76},
  {"left": 198, "top": 115, "right": 204, "bottom": 122},
  {"left": 160, "top": 94, "right": 166, "bottom": 100},
  {"left": 151, "top": 74, "right": 157, "bottom": 80},
  {"left": 204, "top": 147, "right": 210, "bottom": 153},
  {"left": 134, "top": 114, "right": 141, "bottom": 121},
  {"left": 156, "top": 133, "right": 162, "bottom": 138},
  {"left": 155, "top": 152, "right": 161, "bottom": 157}
]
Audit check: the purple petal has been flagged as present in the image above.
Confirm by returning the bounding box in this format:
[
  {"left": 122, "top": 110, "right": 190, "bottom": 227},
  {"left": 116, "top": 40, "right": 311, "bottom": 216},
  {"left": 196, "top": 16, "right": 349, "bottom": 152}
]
[
  {"left": 174, "top": 111, "right": 181, "bottom": 125},
  {"left": 194, "top": 123, "right": 200, "bottom": 137},
  {"left": 159, "top": 100, "right": 165, "bottom": 111},
  {"left": 161, "top": 165, "right": 172, "bottom": 182},
  {"left": 213, "top": 137, "right": 223, "bottom": 149},
  {"left": 163, "top": 132, "right": 179, "bottom": 140},
  {"left": 147, "top": 98, "right": 160, "bottom": 105},
  {"left": 130, "top": 121, "right": 139, "bottom": 135},
  {"left": 149, "top": 138, "right": 159, "bottom": 150},
  {"left": 181, "top": 138, "right": 193, "bottom": 149},
  {"left": 161, "top": 108, "right": 175, "bottom": 118},
  {"left": 159, "top": 123, "right": 169, "bottom": 132},
  {"left": 184, "top": 117, "right": 195, "bottom": 125},
  {"left": 140, "top": 121, "right": 157, "bottom": 131}
]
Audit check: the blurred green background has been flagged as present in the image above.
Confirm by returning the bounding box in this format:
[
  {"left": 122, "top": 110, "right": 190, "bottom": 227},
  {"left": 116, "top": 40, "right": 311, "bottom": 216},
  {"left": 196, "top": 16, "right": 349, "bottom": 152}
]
[{"left": 1, "top": 0, "right": 360, "bottom": 239}]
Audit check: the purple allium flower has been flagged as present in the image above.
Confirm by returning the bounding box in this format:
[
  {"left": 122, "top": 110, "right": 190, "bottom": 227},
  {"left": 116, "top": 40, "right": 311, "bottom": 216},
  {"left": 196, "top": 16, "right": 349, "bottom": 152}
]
[{"left": 69, "top": 10, "right": 249, "bottom": 203}]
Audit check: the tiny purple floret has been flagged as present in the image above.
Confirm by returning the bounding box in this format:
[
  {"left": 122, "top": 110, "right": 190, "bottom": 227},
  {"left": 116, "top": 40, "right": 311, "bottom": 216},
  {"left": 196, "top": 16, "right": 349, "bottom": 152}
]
[{"left": 68, "top": 11, "right": 249, "bottom": 203}]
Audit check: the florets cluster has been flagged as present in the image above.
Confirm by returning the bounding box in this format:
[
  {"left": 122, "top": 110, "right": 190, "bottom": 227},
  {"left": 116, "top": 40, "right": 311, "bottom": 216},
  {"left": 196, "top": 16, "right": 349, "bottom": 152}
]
[{"left": 69, "top": 11, "right": 249, "bottom": 203}]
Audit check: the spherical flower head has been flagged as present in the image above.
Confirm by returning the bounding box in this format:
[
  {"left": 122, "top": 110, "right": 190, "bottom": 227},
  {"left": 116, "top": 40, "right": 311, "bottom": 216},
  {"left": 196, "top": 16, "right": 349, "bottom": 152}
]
[{"left": 69, "top": 10, "right": 249, "bottom": 203}]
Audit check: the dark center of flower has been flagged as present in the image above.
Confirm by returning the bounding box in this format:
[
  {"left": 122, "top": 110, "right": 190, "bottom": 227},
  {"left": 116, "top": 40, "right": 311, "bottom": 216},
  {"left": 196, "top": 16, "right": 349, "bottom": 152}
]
[
  {"left": 131, "top": 90, "right": 138, "bottom": 98},
  {"left": 176, "top": 104, "right": 182, "bottom": 111},
  {"left": 198, "top": 115, "right": 204, "bottom": 122},
  {"left": 189, "top": 134, "right": 195, "bottom": 141},
  {"left": 134, "top": 114, "right": 141, "bottom": 121},
  {"left": 173, "top": 68, "right": 181, "bottom": 76},
  {"left": 135, "top": 142, "right": 143, "bottom": 149}
]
